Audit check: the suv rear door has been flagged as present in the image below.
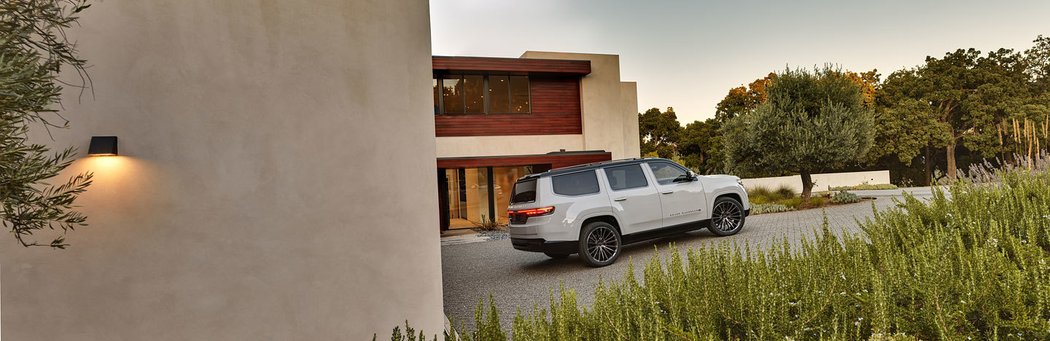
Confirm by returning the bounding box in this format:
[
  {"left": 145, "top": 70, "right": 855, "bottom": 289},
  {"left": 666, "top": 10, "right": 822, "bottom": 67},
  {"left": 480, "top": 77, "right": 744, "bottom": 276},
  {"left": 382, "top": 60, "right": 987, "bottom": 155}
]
[
  {"left": 646, "top": 161, "right": 708, "bottom": 227},
  {"left": 601, "top": 164, "right": 663, "bottom": 234}
]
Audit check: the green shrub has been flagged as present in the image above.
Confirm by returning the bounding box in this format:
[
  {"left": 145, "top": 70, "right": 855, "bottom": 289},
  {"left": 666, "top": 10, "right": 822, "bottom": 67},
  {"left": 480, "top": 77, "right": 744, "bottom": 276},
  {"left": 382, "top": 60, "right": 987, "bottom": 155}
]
[
  {"left": 749, "top": 185, "right": 797, "bottom": 206},
  {"left": 396, "top": 168, "right": 1050, "bottom": 340},
  {"left": 831, "top": 190, "right": 861, "bottom": 204},
  {"left": 774, "top": 185, "right": 796, "bottom": 198},
  {"left": 750, "top": 203, "right": 796, "bottom": 215},
  {"left": 830, "top": 182, "right": 898, "bottom": 191},
  {"left": 777, "top": 196, "right": 803, "bottom": 209},
  {"left": 805, "top": 196, "right": 828, "bottom": 208},
  {"left": 747, "top": 186, "right": 775, "bottom": 204}
]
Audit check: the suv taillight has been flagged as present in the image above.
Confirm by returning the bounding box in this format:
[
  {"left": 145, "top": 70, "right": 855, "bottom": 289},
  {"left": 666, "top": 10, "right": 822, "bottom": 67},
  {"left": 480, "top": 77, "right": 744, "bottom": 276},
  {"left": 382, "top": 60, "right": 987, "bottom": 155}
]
[{"left": 508, "top": 206, "right": 555, "bottom": 224}]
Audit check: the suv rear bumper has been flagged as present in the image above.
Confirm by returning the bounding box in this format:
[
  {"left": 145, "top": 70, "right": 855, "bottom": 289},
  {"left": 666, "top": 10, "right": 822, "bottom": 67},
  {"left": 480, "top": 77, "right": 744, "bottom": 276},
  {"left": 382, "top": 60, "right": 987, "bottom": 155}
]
[{"left": 510, "top": 238, "right": 577, "bottom": 254}]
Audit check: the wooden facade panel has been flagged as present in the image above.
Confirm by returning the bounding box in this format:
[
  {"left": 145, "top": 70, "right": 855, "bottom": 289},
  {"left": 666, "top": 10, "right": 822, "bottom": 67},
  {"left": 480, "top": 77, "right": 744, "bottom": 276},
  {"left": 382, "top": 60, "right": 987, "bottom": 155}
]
[
  {"left": 433, "top": 56, "right": 590, "bottom": 75},
  {"left": 435, "top": 76, "right": 582, "bottom": 137},
  {"left": 437, "top": 152, "right": 612, "bottom": 169}
]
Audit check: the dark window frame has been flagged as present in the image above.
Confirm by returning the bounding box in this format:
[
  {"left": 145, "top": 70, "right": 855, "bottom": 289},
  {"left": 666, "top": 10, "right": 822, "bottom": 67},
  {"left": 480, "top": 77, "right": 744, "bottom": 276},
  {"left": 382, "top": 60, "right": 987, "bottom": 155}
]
[{"left": 434, "top": 74, "right": 531, "bottom": 115}]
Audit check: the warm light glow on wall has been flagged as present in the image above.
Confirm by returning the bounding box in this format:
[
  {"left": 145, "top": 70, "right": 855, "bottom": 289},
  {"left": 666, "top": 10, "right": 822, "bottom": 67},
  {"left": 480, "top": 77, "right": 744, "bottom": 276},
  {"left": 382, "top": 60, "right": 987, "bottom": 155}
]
[
  {"left": 81, "top": 154, "right": 128, "bottom": 172},
  {"left": 69, "top": 155, "right": 159, "bottom": 218}
]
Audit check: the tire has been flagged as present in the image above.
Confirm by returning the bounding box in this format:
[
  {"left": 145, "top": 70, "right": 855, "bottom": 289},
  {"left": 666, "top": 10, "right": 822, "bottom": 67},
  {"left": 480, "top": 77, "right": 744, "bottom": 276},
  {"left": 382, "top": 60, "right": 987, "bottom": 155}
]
[
  {"left": 543, "top": 251, "right": 570, "bottom": 259},
  {"left": 578, "top": 221, "right": 621, "bottom": 267},
  {"left": 709, "top": 196, "right": 745, "bottom": 236}
]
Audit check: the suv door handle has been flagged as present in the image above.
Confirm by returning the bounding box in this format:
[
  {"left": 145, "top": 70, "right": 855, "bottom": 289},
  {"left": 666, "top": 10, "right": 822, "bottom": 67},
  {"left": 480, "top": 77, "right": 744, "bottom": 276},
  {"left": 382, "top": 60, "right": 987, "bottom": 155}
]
[
  {"left": 613, "top": 197, "right": 627, "bottom": 202},
  {"left": 661, "top": 191, "right": 673, "bottom": 195}
]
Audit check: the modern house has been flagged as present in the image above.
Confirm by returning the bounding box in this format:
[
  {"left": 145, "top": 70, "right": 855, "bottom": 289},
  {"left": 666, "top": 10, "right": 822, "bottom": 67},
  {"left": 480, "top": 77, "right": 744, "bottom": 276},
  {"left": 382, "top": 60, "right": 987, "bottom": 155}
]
[{"left": 433, "top": 52, "right": 641, "bottom": 230}]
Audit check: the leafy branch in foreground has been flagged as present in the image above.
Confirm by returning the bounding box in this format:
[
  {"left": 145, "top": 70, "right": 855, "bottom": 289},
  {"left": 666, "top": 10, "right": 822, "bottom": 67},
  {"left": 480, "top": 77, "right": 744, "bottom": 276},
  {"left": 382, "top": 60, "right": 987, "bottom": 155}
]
[{"left": 0, "top": 0, "right": 94, "bottom": 249}]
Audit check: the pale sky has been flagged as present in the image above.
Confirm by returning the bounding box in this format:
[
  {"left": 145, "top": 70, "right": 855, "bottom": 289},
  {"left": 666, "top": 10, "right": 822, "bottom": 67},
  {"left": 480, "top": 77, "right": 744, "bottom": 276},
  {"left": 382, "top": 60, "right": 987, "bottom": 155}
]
[{"left": 430, "top": 0, "right": 1050, "bottom": 124}]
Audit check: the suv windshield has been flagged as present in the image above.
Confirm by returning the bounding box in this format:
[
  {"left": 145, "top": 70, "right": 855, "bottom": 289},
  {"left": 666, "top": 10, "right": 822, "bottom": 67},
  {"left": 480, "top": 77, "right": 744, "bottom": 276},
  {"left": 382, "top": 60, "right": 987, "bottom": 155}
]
[{"left": 511, "top": 179, "right": 537, "bottom": 203}]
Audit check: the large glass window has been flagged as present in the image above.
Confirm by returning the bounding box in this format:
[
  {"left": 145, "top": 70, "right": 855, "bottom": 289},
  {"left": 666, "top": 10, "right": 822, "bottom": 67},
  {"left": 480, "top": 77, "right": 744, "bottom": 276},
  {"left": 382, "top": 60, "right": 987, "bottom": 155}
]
[
  {"left": 552, "top": 171, "right": 600, "bottom": 196},
  {"left": 604, "top": 164, "right": 649, "bottom": 191},
  {"left": 463, "top": 75, "right": 485, "bottom": 113},
  {"left": 443, "top": 166, "right": 535, "bottom": 228},
  {"left": 509, "top": 76, "right": 530, "bottom": 113},
  {"left": 444, "top": 168, "right": 491, "bottom": 228},
  {"left": 434, "top": 75, "right": 530, "bottom": 114},
  {"left": 488, "top": 76, "right": 510, "bottom": 113},
  {"left": 441, "top": 75, "right": 463, "bottom": 114}
]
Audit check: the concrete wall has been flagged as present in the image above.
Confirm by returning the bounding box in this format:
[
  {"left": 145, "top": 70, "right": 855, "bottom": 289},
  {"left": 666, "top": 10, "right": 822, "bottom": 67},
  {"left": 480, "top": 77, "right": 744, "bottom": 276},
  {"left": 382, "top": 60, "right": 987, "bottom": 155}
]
[
  {"left": 436, "top": 134, "right": 585, "bottom": 158},
  {"left": 1, "top": 1, "right": 443, "bottom": 340},
  {"left": 741, "top": 171, "right": 892, "bottom": 193},
  {"left": 520, "top": 51, "right": 641, "bottom": 159}
]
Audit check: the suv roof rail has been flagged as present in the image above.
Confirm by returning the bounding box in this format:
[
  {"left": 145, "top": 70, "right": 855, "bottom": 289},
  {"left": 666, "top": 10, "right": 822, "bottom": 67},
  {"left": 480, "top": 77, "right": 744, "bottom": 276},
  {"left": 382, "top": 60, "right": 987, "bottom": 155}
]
[{"left": 517, "top": 157, "right": 669, "bottom": 181}]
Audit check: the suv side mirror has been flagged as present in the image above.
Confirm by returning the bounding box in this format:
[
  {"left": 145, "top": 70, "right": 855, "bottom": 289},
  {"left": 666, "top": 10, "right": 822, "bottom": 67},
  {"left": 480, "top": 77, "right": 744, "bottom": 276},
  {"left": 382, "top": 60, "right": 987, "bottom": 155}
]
[{"left": 673, "top": 172, "right": 697, "bottom": 183}]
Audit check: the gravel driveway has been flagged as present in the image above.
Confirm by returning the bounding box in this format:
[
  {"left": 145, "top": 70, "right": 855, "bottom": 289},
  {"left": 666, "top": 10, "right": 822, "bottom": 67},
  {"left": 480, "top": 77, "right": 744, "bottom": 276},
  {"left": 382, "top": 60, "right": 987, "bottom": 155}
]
[{"left": 441, "top": 189, "right": 933, "bottom": 331}]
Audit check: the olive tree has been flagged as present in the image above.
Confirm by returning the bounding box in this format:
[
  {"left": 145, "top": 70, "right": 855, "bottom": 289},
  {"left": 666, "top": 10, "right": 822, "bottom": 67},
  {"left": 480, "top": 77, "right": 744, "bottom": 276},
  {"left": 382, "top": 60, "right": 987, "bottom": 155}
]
[
  {"left": 1, "top": 0, "right": 93, "bottom": 249},
  {"left": 724, "top": 67, "right": 874, "bottom": 201}
]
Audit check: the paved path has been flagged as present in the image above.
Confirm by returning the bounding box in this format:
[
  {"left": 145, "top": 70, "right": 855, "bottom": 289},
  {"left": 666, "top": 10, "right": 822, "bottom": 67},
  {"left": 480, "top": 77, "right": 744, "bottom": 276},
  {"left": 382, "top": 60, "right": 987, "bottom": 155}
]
[{"left": 441, "top": 189, "right": 932, "bottom": 331}]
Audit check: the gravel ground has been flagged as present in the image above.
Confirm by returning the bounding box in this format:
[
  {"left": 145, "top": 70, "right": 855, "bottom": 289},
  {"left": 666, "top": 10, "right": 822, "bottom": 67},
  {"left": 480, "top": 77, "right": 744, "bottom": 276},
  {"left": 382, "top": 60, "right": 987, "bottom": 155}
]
[{"left": 441, "top": 190, "right": 933, "bottom": 332}]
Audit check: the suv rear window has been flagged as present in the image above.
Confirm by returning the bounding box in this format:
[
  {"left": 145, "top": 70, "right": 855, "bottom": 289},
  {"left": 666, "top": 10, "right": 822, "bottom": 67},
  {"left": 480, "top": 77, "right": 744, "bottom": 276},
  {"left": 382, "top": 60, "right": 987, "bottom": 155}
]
[
  {"left": 552, "top": 171, "right": 600, "bottom": 196},
  {"left": 511, "top": 179, "right": 537, "bottom": 203}
]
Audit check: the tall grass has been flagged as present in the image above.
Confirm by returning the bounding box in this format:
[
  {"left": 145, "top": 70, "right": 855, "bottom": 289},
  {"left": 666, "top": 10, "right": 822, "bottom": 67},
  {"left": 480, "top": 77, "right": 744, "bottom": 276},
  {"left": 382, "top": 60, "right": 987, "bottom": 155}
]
[{"left": 391, "top": 168, "right": 1050, "bottom": 340}]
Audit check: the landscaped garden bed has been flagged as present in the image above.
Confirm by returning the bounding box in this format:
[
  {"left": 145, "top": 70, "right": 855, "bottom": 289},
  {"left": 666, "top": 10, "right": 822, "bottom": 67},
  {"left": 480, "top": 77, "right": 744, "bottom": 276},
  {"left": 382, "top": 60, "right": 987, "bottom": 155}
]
[{"left": 747, "top": 185, "right": 867, "bottom": 215}]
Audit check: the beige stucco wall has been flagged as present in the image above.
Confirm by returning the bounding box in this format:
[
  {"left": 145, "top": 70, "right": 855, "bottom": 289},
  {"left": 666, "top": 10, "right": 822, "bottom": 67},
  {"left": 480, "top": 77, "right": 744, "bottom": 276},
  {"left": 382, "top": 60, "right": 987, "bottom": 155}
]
[
  {"left": 520, "top": 51, "right": 641, "bottom": 160},
  {"left": 436, "top": 134, "right": 585, "bottom": 158},
  {"left": 741, "top": 170, "right": 892, "bottom": 193},
  {"left": 1, "top": 1, "right": 443, "bottom": 340},
  {"left": 620, "top": 82, "right": 642, "bottom": 158}
]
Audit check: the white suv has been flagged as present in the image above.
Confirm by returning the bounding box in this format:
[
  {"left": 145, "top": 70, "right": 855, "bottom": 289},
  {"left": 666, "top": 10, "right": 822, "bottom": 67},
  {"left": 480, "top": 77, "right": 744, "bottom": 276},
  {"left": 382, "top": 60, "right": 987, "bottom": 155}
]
[{"left": 507, "top": 158, "right": 750, "bottom": 267}]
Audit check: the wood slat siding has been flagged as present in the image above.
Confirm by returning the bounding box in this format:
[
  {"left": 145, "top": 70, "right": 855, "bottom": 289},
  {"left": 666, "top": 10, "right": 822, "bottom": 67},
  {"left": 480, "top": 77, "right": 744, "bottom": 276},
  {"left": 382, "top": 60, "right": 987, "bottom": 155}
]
[
  {"left": 432, "top": 56, "right": 590, "bottom": 75},
  {"left": 437, "top": 152, "right": 612, "bottom": 169},
  {"left": 435, "top": 76, "right": 582, "bottom": 137}
]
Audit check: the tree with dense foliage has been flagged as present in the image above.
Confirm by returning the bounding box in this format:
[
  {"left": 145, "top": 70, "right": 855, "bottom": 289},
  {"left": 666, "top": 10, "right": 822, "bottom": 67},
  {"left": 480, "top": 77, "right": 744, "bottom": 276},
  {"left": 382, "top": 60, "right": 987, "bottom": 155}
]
[
  {"left": 714, "top": 73, "right": 773, "bottom": 121},
  {"left": 715, "top": 70, "right": 877, "bottom": 122},
  {"left": 878, "top": 48, "right": 1033, "bottom": 180},
  {"left": 1, "top": 0, "right": 94, "bottom": 248},
  {"left": 724, "top": 67, "right": 875, "bottom": 200},
  {"left": 677, "top": 118, "right": 723, "bottom": 174},
  {"left": 1027, "top": 35, "right": 1050, "bottom": 92},
  {"left": 638, "top": 107, "right": 682, "bottom": 158},
  {"left": 871, "top": 71, "right": 953, "bottom": 184}
]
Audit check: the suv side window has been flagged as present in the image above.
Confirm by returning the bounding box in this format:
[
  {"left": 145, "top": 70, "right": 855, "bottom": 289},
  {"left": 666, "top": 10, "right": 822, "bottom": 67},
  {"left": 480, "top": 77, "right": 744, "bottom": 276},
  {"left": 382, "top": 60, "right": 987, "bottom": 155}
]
[
  {"left": 603, "top": 164, "right": 648, "bottom": 191},
  {"left": 647, "top": 161, "right": 689, "bottom": 185},
  {"left": 551, "top": 171, "right": 600, "bottom": 196}
]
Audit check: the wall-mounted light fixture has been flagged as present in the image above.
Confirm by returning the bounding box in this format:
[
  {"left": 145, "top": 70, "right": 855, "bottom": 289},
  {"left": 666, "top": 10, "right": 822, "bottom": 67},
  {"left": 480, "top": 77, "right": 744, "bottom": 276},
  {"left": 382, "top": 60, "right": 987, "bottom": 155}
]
[{"left": 88, "top": 136, "right": 118, "bottom": 156}]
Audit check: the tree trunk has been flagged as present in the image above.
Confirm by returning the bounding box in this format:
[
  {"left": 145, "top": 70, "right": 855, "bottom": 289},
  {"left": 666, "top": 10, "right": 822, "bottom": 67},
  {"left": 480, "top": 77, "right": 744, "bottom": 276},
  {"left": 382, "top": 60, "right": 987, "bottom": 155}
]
[
  {"left": 924, "top": 145, "right": 932, "bottom": 186},
  {"left": 946, "top": 141, "right": 958, "bottom": 180},
  {"left": 800, "top": 171, "right": 813, "bottom": 202}
]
